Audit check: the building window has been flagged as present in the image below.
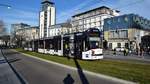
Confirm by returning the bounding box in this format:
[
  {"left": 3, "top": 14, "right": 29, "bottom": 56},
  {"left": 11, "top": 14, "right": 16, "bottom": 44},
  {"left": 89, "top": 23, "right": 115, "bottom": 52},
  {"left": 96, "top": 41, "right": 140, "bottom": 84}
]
[
  {"left": 109, "top": 30, "right": 128, "bottom": 38},
  {"left": 109, "top": 43, "right": 112, "bottom": 49},
  {"left": 119, "top": 30, "right": 128, "bottom": 38},
  {"left": 118, "top": 18, "right": 121, "bottom": 22},
  {"left": 107, "top": 20, "right": 111, "bottom": 24},
  {"left": 124, "top": 17, "right": 128, "bottom": 22},
  {"left": 117, "top": 43, "right": 121, "bottom": 48}
]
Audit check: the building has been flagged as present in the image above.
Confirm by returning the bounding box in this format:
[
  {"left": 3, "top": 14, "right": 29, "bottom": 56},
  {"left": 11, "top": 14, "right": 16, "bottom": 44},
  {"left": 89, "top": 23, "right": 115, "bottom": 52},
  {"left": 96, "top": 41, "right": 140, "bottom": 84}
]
[
  {"left": 104, "top": 14, "right": 150, "bottom": 50},
  {"left": 39, "top": 0, "right": 56, "bottom": 38},
  {"left": 72, "top": 6, "right": 120, "bottom": 32},
  {"left": 29, "top": 26, "right": 39, "bottom": 40},
  {"left": 11, "top": 23, "right": 31, "bottom": 36},
  {"left": 48, "top": 23, "right": 72, "bottom": 37},
  {"left": 16, "top": 26, "right": 39, "bottom": 41},
  {"left": 10, "top": 23, "right": 31, "bottom": 45},
  {"left": 11, "top": 23, "right": 30, "bottom": 34}
]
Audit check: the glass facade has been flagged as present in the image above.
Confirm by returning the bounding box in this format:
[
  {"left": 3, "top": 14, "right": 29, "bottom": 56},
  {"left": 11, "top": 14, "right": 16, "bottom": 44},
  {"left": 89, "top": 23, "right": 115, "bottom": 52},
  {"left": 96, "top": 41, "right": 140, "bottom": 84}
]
[{"left": 104, "top": 14, "right": 150, "bottom": 31}]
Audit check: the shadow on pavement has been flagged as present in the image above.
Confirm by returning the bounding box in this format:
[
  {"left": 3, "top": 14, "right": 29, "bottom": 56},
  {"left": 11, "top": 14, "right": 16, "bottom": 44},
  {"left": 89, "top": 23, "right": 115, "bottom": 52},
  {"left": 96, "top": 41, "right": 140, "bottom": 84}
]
[
  {"left": 3, "top": 51, "right": 19, "bottom": 56},
  {"left": 0, "top": 48, "right": 27, "bottom": 84},
  {"left": 63, "top": 74, "right": 74, "bottom": 84},
  {"left": 74, "top": 58, "right": 89, "bottom": 84},
  {"left": 8, "top": 58, "right": 21, "bottom": 63}
]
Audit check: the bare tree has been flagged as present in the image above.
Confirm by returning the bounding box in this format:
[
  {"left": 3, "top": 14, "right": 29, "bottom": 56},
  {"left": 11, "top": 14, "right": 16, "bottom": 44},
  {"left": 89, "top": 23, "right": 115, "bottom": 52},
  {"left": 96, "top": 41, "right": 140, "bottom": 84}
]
[
  {"left": 62, "top": 19, "right": 72, "bottom": 34},
  {"left": 12, "top": 29, "right": 27, "bottom": 47},
  {"left": 0, "top": 20, "right": 10, "bottom": 47},
  {"left": 0, "top": 35, "right": 10, "bottom": 46},
  {"left": 0, "top": 20, "right": 6, "bottom": 35}
]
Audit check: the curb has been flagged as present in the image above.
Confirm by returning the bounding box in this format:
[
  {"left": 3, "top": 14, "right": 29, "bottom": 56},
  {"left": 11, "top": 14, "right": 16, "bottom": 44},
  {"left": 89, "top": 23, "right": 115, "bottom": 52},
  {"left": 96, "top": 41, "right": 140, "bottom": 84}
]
[{"left": 13, "top": 49, "right": 137, "bottom": 84}]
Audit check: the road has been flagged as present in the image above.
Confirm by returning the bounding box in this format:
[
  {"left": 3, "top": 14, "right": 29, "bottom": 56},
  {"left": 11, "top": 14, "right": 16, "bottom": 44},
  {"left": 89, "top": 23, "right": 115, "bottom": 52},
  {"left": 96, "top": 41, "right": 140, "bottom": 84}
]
[
  {"left": 2, "top": 49, "right": 130, "bottom": 84},
  {"left": 0, "top": 49, "right": 22, "bottom": 84}
]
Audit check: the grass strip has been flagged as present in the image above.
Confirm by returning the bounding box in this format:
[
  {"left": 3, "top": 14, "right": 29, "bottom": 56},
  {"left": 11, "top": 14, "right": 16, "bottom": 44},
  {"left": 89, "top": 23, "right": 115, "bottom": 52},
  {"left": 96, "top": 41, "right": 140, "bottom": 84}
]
[{"left": 15, "top": 48, "right": 150, "bottom": 84}]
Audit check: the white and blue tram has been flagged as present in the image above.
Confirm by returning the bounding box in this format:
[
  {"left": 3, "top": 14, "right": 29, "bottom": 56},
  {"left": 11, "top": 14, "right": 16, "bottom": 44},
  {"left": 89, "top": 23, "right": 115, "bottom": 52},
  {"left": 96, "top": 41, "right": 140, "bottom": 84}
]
[{"left": 24, "top": 28, "right": 103, "bottom": 60}]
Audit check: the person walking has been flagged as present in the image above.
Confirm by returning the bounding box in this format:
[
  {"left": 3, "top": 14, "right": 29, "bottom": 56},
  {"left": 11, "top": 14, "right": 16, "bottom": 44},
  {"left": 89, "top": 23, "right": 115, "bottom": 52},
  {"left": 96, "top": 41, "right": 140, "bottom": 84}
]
[
  {"left": 126, "top": 48, "right": 129, "bottom": 56},
  {"left": 123, "top": 48, "right": 126, "bottom": 56},
  {"left": 113, "top": 48, "right": 116, "bottom": 56},
  {"left": 140, "top": 48, "right": 144, "bottom": 58}
]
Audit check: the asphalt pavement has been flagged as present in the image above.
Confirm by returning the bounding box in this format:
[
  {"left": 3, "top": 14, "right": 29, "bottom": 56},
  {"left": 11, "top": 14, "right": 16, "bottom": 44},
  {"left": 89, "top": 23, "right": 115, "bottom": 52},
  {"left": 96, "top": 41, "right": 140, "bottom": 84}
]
[
  {"left": 2, "top": 49, "right": 135, "bottom": 84},
  {"left": 0, "top": 49, "right": 22, "bottom": 84}
]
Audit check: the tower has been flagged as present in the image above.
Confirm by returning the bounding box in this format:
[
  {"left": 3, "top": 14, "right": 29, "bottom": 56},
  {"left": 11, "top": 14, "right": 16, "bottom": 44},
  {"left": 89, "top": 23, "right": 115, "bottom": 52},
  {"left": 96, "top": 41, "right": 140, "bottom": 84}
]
[{"left": 39, "top": 0, "right": 56, "bottom": 38}]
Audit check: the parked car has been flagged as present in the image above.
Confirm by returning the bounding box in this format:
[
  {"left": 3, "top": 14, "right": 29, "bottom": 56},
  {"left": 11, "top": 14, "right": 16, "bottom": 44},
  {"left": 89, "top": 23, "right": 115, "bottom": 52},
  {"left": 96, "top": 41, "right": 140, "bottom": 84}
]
[{"left": 115, "top": 47, "right": 125, "bottom": 52}]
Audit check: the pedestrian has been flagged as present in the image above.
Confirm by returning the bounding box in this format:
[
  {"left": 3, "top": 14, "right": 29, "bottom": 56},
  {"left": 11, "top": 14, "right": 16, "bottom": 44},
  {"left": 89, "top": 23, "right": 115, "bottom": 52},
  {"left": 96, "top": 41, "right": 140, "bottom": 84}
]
[
  {"left": 123, "top": 48, "right": 126, "bottom": 56},
  {"left": 125, "top": 48, "right": 128, "bottom": 56},
  {"left": 113, "top": 48, "right": 116, "bottom": 56},
  {"left": 140, "top": 48, "right": 144, "bottom": 58}
]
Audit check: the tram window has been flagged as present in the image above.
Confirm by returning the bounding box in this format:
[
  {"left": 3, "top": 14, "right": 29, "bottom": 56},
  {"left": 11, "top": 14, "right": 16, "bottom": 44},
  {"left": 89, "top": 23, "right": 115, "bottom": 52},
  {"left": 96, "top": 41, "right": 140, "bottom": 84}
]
[
  {"left": 90, "top": 41, "right": 99, "bottom": 49},
  {"left": 58, "top": 40, "right": 61, "bottom": 50}
]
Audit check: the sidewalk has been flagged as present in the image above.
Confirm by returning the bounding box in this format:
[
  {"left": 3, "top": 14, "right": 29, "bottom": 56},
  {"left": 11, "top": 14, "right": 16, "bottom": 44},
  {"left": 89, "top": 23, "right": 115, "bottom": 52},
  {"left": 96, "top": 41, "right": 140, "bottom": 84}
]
[
  {"left": 104, "top": 50, "right": 150, "bottom": 63},
  {"left": 0, "top": 51, "right": 22, "bottom": 84}
]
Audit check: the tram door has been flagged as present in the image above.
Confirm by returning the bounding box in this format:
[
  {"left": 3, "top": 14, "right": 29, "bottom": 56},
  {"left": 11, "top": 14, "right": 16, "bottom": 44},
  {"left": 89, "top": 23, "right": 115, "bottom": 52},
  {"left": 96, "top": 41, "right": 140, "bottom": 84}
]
[
  {"left": 34, "top": 40, "right": 38, "bottom": 52},
  {"left": 63, "top": 36, "right": 70, "bottom": 56},
  {"left": 39, "top": 40, "right": 44, "bottom": 49},
  {"left": 74, "top": 33, "right": 84, "bottom": 59},
  {"left": 54, "top": 36, "right": 61, "bottom": 52},
  {"left": 45, "top": 39, "right": 50, "bottom": 51}
]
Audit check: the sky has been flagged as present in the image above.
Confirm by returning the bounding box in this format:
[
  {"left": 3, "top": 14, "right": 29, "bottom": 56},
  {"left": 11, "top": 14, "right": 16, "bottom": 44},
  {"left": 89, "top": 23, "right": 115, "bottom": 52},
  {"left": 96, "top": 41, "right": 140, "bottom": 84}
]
[{"left": 0, "top": 0, "right": 150, "bottom": 34}]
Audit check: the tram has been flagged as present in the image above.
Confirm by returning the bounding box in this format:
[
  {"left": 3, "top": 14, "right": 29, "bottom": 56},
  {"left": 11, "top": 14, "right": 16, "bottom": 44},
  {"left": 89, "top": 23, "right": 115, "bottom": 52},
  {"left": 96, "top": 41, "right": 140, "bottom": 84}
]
[
  {"left": 24, "top": 28, "right": 103, "bottom": 60},
  {"left": 71, "top": 28, "right": 103, "bottom": 59}
]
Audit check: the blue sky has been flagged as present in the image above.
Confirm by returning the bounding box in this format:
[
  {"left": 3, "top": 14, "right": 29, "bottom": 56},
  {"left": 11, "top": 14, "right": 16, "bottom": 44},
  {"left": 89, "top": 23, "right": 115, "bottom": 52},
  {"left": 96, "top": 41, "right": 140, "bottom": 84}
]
[{"left": 0, "top": 0, "right": 150, "bottom": 34}]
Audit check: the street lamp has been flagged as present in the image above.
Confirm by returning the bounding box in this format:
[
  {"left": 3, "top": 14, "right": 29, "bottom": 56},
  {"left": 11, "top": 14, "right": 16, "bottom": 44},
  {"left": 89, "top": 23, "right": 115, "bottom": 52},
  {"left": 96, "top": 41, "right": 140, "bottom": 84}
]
[{"left": 0, "top": 3, "right": 11, "bottom": 9}]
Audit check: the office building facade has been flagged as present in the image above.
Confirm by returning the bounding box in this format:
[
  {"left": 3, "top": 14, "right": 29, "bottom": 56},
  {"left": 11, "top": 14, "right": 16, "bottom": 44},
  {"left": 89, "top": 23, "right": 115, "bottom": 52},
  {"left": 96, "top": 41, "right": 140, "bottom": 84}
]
[{"left": 104, "top": 14, "right": 150, "bottom": 50}]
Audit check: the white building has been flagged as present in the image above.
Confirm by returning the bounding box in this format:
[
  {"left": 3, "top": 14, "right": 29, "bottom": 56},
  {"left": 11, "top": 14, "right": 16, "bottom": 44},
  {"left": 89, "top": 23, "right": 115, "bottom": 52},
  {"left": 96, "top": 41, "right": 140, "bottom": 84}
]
[
  {"left": 11, "top": 23, "right": 30, "bottom": 34},
  {"left": 16, "top": 26, "right": 39, "bottom": 41},
  {"left": 39, "top": 0, "right": 56, "bottom": 38},
  {"left": 72, "top": 6, "right": 120, "bottom": 32},
  {"left": 48, "top": 23, "right": 72, "bottom": 37}
]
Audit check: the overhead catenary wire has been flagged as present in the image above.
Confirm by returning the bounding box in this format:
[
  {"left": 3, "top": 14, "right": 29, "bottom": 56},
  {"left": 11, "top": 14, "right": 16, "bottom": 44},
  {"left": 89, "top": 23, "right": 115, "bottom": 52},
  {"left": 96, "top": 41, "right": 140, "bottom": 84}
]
[{"left": 58, "top": 0, "right": 145, "bottom": 22}]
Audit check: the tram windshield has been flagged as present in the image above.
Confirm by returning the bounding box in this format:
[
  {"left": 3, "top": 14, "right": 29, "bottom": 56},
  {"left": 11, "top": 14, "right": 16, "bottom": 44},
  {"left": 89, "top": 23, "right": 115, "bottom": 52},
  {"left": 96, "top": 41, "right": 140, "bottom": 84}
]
[{"left": 89, "top": 37, "right": 100, "bottom": 49}]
